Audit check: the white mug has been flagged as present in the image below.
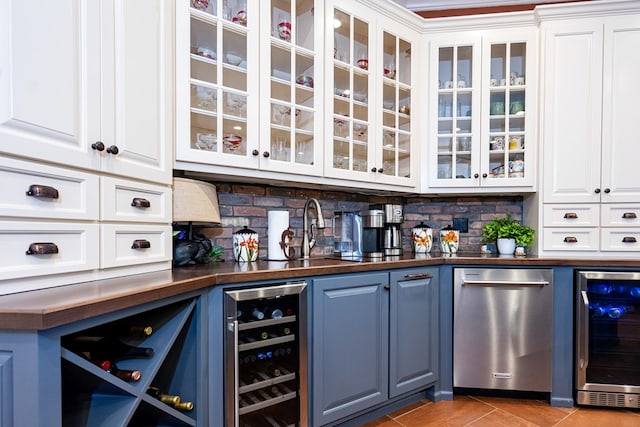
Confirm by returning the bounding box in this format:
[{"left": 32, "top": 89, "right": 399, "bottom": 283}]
[{"left": 509, "top": 160, "right": 525, "bottom": 172}]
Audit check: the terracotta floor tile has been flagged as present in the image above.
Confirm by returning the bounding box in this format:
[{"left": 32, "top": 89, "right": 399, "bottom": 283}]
[
  {"left": 360, "top": 415, "right": 404, "bottom": 427},
  {"left": 470, "top": 396, "right": 576, "bottom": 426},
  {"left": 468, "top": 408, "right": 538, "bottom": 427},
  {"left": 393, "top": 395, "right": 494, "bottom": 426},
  {"left": 555, "top": 406, "right": 640, "bottom": 426},
  {"left": 387, "top": 399, "right": 432, "bottom": 419}
]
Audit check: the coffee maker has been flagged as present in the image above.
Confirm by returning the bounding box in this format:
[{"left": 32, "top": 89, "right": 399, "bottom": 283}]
[
  {"left": 370, "top": 203, "right": 404, "bottom": 256},
  {"left": 332, "top": 211, "right": 363, "bottom": 258},
  {"left": 361, "top": 209, "right": 385, "bottom": 258}
]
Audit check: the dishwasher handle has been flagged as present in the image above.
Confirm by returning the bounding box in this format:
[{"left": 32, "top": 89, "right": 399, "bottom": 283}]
[{"left": 462, "top": 279, "right": 550, "bottom": 287}]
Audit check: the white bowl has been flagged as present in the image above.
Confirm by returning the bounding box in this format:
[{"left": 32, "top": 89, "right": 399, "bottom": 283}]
[
  {"left": 383, "top": 101, "right": 394, "bottom": 110},
  {"left": 353, "top": 92, "right": 367, "bottom": 102},
  {"left": 225, "top": 52, "right": 243, "bottom": 66}
]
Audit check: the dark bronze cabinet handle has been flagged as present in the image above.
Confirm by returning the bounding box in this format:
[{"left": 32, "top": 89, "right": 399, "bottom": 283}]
[
  {"left": 604, "top": 188, "right": 611, "bottom": 193},
  {"left": 383, "top": 284, "right": 391, "bottom": 290},
  {"left": 474, "top": 173, "right": 479, "bottom": 178},
  {"left": 91, "top": 141, "right": 105, "bottom": 151},
  {"left": 106, "top": 145, "right": 119, "bottom": 155},
  {"left": 563, "top": 236, "right": 578, "bottom": 243},
  {"left": 131, "top": 239, "right": 151, "bottom": 249},
  {"left": 594, "top": 188, "right": 601, "bottom": 194},
  {"left": 26, "top": 242, "right": 59, "bottom": 255},
  {"left": 482, "top": 173, "right": 488, "bottom": 178},
  {"left": 622, "top": 237, "right": 637, "bottom": 243},
  {"left": 131, "top": 197, "right": 151, "bottom": 208},
  {"left": 404, "top": 272, "right": 432, "bottom": 280},
  {"left": 26, "top": 184, "right": 59, "bottom": 199},
  {"left": 252, "top": 149, "right": 259, "bottom": 156},
  {"left": 371, "top": 167, "right": 377, "bottom": 173},
  {"left": 377, "top": 168, "right": 383, "bottom": 173},
  {"left": 263, "top": 151, "right": 270, "bottom": 158},
  {"left": 622, "top": 212, "right": 637, "bottom": 219},
  {"left": 563, "top": 212, "right": 578, "bottom": 219}
]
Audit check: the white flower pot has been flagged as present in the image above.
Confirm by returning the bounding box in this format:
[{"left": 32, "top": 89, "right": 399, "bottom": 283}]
[{"left": 497, "top": 238, "right": 516, "bottom": 255}]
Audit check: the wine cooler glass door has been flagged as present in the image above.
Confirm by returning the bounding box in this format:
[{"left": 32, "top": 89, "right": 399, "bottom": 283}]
[{"left": 224, "top": 281, "right": 308, "bottom": 427}]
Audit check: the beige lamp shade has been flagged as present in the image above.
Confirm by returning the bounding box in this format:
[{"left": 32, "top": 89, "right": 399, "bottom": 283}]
[{"left": 173, "top": 177, "right": 221, "bottom": 224}]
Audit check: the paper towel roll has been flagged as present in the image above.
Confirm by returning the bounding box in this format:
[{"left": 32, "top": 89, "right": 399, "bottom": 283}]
[{"left": 268, "top": 210, "right": 291, "bottom": 260}]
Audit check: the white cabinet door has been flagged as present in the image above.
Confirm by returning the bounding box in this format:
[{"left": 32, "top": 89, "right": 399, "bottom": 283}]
[
  {"left": 0, "top": 0, "right": 101, "bottom": 170},
  {"left": 99, "top": 0, "right": 173, "bottom": 185},
  {"left": 541, "top": 19, "right": 603, "bottom": 204},
  {"left": 600, "top": 16, "right": 640, "bottom": 203}
]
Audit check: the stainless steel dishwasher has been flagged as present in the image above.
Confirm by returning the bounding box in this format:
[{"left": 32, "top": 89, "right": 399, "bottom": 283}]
[{"left": 453, "top": 268, "right": 553, "bottom": 392}]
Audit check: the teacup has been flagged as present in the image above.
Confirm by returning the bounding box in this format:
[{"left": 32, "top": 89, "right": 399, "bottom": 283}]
[
  {"left": 383, "top": 67, "right": 396, "bottom": 79},
  {"left": 457, "top": 80, "right": 466, "bottom": 88},
  {"left": 489, "top": 137, "right": 504, "bottom": 151},
  {"left": 278, "top": 21, "right": 292, "bottom": 41},
  {"left": 508, "top": 136, "right": 524, "bottom": 150},
  {"left": 357, "top": 58, "right": 369, "bottom": 70},
  {"left": 515, "top": 76, "right": 525, "bottom": 85},
  {"left": 490, "top": 102, "right": 505, "bottom": 115},
  {"left": 444, "top": 80, "right": 454, "bottom": 89},
  {"left": 490, "top": 78, "right": 498, "bottom": 87},
  {"left": 509, "top": 160, "right": 525, "bottom": 173},
  {"left": 510, "top": 101, "right": 524, "bottom": 114}
]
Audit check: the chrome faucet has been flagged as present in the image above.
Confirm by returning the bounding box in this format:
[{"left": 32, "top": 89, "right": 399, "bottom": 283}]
[{"left": 302, "top": 198, "right": 326, "bottom": 258}]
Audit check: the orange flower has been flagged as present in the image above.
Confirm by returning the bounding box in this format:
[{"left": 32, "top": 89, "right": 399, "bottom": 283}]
[
  {"left": 413, "top": 233, "right": 431, "bottom": 247},
  {"left": 443, "top": 230, "right": 458, "bottom": 243}
]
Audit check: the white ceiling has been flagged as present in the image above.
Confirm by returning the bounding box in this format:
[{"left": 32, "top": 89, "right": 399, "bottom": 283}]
[{"left": 396, "top": 0, "right": 570, "bottom": 11}]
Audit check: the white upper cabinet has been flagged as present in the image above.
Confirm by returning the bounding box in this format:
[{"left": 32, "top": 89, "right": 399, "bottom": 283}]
[
  {"left": 542, "top": 14, "right": 640, "bottom": 204},
  {"left": 325, "top": 0, "right": 419, "bottom": 188},
  {"left": 0, "top": 0, "right": 173, "bottom": 185},
  {"left": 425, "top": 22, "right": 537, "bottom": 192},
  {"left": 176, "top": 0, "right": 324, "bottom": 176}
]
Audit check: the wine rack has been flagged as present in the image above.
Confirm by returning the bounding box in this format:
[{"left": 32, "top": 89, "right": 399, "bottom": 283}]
[
  {"left": 60, "top": 297, "right": 200, "bottom": 427},
  {"left": 225, "top": 281, "right": 307, "bottom": 427}
]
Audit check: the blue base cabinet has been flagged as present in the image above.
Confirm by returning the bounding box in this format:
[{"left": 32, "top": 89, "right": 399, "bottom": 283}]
[{"left": 311, "top": 267, "right": 439, "bottom": 426}]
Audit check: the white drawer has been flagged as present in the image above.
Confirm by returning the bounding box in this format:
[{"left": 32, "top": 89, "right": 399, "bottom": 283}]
[
  {"left": 0, "top": 156, "right": 99, "bottom": 220},
  {"left": 543, "top": 228, "right": 599, "bottom": 251},
  {"left": 0, "top": 221, "right": 99, "bottom": 281},
  {"left": 101, "top": 224, "right": 172, "bottom": 268},
  {"left": 601, "top": 204, "right": 640, "bottom": 227},
  {"left": 543, "top": 204, "right": 599, "bottom": 227},
  {"left": 601, "top": 229, "right": 640, "bottom": 252},
  {"left": 101, "top": 177, "right": 171, "bottom": 223}
]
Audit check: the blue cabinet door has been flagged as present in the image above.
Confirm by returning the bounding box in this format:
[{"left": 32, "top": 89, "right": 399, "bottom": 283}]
[
  {"left": 389, "top": 267, "right": 439, "bottom": 398},
  {"left": 311, "top": 272, "right": 389, "bottom": 426}
]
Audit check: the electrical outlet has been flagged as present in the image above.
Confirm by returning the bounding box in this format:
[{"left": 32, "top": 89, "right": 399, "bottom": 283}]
[{"left": 453, "top": 218, "right": 469, "bottom": 233}]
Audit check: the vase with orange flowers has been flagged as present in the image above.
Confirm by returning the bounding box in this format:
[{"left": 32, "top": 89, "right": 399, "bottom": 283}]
[{"left": 439, "top": 225, "right": 459, "bottom": 254}]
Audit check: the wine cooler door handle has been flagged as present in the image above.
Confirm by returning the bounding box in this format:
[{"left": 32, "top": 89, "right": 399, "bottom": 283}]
[
  {"left": 232, "top": 319, "right": 239, "bottom": 427},
  {"left": 579, "top": 291, "right": 590, "bottom": 373}
]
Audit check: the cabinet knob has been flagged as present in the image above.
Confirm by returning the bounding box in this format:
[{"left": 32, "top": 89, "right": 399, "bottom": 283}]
[
  {"left": 106, "top": 145, "right": 119, "bottom": 155},
  {"left": 377, "top": 168, "right": 383, "bottom": 173},
  {"left": 622, "top": 236, "right": 637, "bottom": 243},
  {"left": 594, "top": 188, "right": 601, "bottom": 194},
  {"left": 26, "top": 184, "right": 59, "bottom": 199},
  {"left": 91, "top": 141, "right": 105, "bottom": 151},
  {"left": 384, "top": 284, "right": 391, "bottom": 290},
  {"left": 474, "top": 173, "right": 479, "bottom": 178},
  {"left": 26, "top": 242, "right": 59, "bottom": 255},
  {"left": 371, "top": 167, "right": 377, "bottom": 173},
  {"left": 131, "top": 197, "right": 151, "bottom": 208},
  {"left": 263, "top": 151, "right": 270, "bottom": 158},
  {"left": 604, "top": 188, "right": 611, "bottom": 193},
  {"left": 252, "top": 149, "right": 259, "bottom": 156},
  {"left": 563, "top": 236, "right": 578, "bottom": 243},
  {"left": 131, "top": 239, "right": 151, "bottom": 249}
]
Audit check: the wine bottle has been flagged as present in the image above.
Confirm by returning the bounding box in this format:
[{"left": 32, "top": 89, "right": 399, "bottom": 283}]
[
  {"left": 264, "top": 306, "right": 283, "bottom": 319},
  {"left": 109, "top": 364, "right": 142, "bottom": 382},
  {"left": 125, "top": 325, "right": 153, "bottom": 337},
  {"left": 67, "top": 336, "right": 154, "bottom": 361},
  {"left": 283, "top": 307, "right": 295, "bottom": 317},
  {"left": 174, "top": 401, "right": 194, "bottom": 411},
  {"left": 147, "top": 387, "right": 181, "bottom": 406},
  {"left": 251, "top": 307, "right": 265, "bottom": 320},
  {"left": 266, "top": 364, "right": 281, "bottom": 377},
  {"left": 281, "top": 326, "right": 292, "bottom": 335}
]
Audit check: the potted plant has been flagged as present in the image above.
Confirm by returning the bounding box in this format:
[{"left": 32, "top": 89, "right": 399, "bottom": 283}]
[{"left": 482, "top": 213, "right": 535, "bottom": 255}]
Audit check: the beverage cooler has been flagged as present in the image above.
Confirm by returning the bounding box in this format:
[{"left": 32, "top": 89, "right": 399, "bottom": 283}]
[
  {"left": 576, "top": 271, "right": 640, "bottom": 408},
  {"left": 224, "top": 281, "right": 308, "bottom": 426}
]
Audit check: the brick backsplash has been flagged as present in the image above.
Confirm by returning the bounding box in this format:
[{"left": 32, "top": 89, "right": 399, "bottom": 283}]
[{"left": 192, "top": 182, "right": 523, "bottom": 261}]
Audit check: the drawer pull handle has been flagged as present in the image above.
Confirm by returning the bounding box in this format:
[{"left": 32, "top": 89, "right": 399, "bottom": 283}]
[
  {"left": 564, "top": 236, "right": 578, "bottom": 243},
  {"left": 131, "top": 197, "right": 151, "bottom": 208},
  {"left": 622, "top": 237, "right": 637, "bottom": 243},
  {"left": 26, "top": 242, "right": 59, "bottom": 255},
  {"left": 563, "top": 212, "right": 578, "bottom": 219},
  {"left": 131, "top": 239, "right": 151, "bottom": 249},
  {"left": 26, "top": 185, "right": 59, "bottom": 199},
  {"left": 404, "top": 273, "right": 432, "bottom": 280},
  {"left": 622, "top": 212, "right": 637, "bottom": 219}
]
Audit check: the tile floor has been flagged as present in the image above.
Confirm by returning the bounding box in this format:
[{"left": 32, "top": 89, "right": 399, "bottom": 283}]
[{"left": 362, "top": 394, "right": 640, "bottom": 426}]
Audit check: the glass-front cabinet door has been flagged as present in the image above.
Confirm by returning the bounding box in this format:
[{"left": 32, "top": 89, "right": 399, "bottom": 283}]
[
  {"left": 428, "top": 28, "right": 536, "bottom": 190},
  {"left": 259, "top": 0, "right": 323, "bottom": 176},
  {"left": 433, "top": 41, "right": 480, "bottom": 185},
  {"left": 326, "top": 2, "right": 417, "bottom": 187},
  {"left": 176, "top": 0, "right": 259, "bottom": 169}
]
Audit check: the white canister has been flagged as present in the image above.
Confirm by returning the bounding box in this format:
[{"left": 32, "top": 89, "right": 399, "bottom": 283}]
[
  {"left": 440, "top": 226, "right": 460, "bottom": 254},
  {"left": 233, "top": 226, "right": 259, "bottom": 262},
  {"left": 411, "top": 222, "right": 433, "bottom": 253}
]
